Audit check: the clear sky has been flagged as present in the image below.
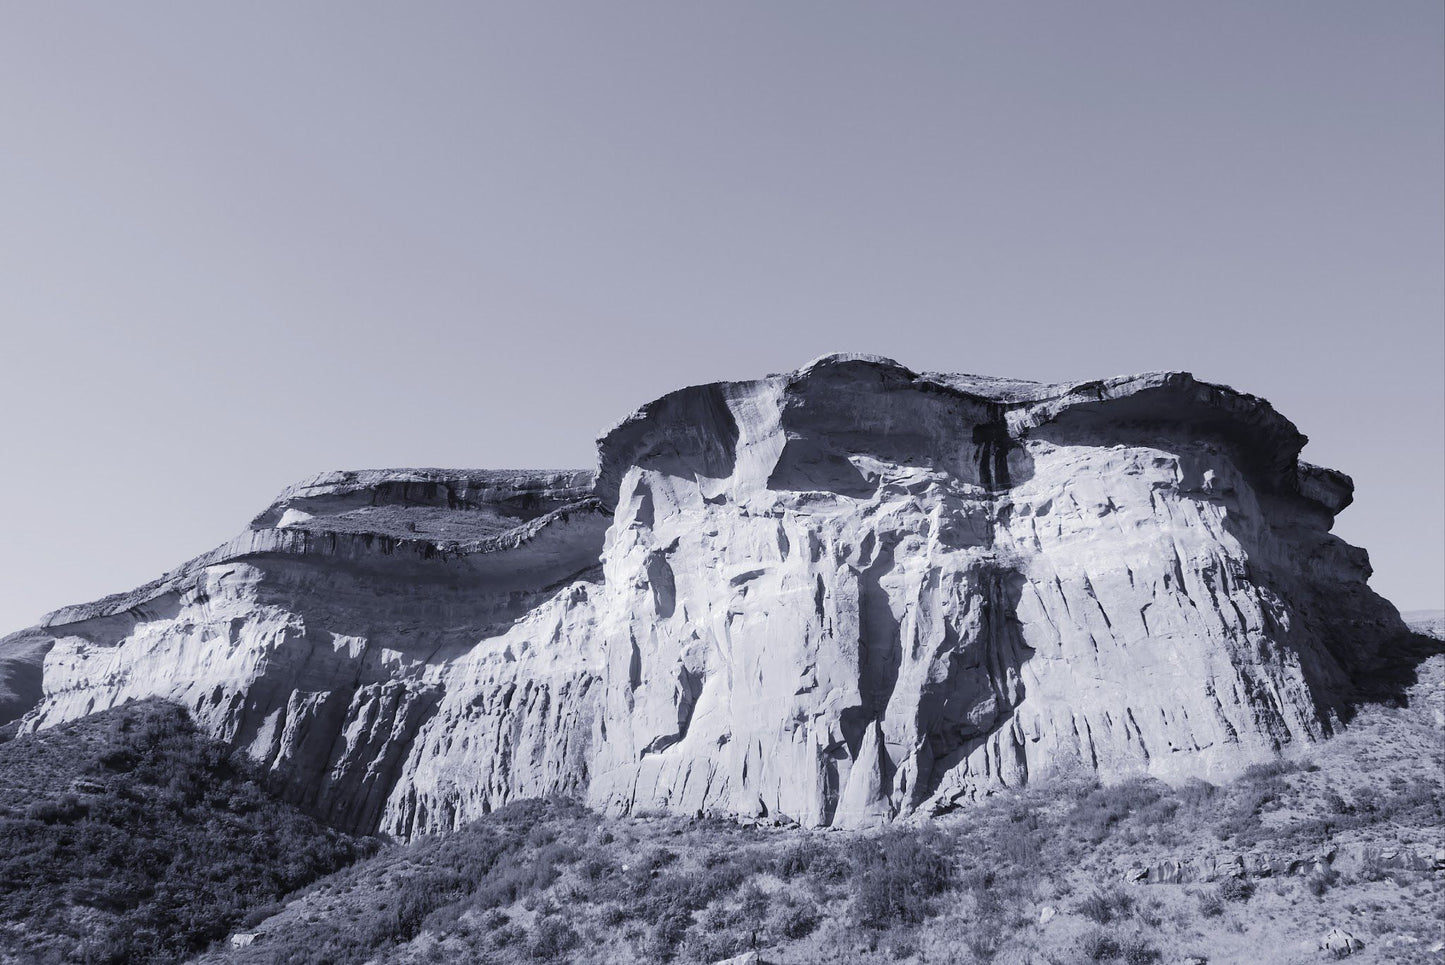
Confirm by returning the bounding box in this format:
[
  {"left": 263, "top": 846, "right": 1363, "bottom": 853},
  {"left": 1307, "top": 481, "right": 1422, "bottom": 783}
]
[{"left": 1, "top": 2, "right": 1441, "bottom": 633}]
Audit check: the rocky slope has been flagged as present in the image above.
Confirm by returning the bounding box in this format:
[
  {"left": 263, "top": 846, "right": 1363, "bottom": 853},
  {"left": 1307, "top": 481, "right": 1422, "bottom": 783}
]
[{"left": 0, "top": 355, "right": 1422, "bottom": 836}]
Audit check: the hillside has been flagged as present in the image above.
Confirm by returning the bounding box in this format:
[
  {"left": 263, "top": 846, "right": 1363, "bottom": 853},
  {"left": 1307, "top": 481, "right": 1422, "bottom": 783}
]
[
  {"left": 0, "top": 701, "right": 373, "bottom": 964},
  {"left": 0, "top": 625, "right": 1434, "bottom": 964},
  {"left": 201, "top": 651, "right": 1443, "bottom": 965}
]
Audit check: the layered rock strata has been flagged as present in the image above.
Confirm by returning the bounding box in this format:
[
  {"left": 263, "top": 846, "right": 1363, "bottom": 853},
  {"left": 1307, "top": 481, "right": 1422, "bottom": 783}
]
[
  {"left": 13, "top": 469, "right": 606, "bottom": 831},
  {"left": 2, "top": 356, "right": 1419, "bottom": 835}
]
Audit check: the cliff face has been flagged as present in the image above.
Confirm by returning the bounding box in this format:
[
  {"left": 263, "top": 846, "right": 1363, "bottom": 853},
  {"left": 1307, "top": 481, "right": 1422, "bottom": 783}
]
[
  {"left": 17, "top": 469, "right": 607, "bottom": 831},
  {"left": 3, "top": 356, "right": 1416, "bottom": 835}
]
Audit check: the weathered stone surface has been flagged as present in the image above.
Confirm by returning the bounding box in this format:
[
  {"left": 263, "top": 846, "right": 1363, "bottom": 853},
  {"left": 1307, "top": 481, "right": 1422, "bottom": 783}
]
[
  {"left": 4, "top": 355, "right": 1424, "bottom": 836},
  {"left": 573, "top": 355, "right": 1412, "bottom": 828},
  {"left": 1320, "top": 927, "right": 1364, "bottom": 958},
  {"left": 15, "top": 469, "right": 606, "bottom": 830}
]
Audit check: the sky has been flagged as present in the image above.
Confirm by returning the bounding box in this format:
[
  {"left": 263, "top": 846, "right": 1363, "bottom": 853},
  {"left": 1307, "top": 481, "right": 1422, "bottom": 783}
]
[{"left": 0, "top": 2, "right": 1441, "bottom": 633}]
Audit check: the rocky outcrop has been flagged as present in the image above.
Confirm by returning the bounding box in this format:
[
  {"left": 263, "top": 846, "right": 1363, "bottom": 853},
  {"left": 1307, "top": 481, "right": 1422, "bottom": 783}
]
[
  {"left": 14, "top": 469, "right": 607, "bottom": 830},
  {"left": 5, "top": 355, "right": 1423, "bottom": 836},
  {"left": 571, "top": 355, "right": 1408, "bottom": 829}
]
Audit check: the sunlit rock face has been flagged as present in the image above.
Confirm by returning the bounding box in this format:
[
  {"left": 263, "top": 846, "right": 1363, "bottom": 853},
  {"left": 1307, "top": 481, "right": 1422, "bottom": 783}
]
[
  {"left": 6, "top": 355, "right": 1416, "bottom": 836},
  {"left": 569, "top": 355, "right": 1401, "bottom": 829},
  {"left": 15, "top": 469, "right": 607, "bottom": 832}
]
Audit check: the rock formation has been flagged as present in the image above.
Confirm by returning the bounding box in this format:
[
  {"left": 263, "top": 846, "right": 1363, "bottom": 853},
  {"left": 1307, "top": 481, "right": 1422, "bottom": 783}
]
[{"left": 0, "top": 355, "right": 1420, "bottom": 836}]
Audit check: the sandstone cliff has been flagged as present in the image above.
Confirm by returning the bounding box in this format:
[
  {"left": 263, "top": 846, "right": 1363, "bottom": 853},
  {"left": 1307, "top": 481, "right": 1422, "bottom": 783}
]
[{"left": 1, "top": 355, "right": 1419, "bottom": 835}]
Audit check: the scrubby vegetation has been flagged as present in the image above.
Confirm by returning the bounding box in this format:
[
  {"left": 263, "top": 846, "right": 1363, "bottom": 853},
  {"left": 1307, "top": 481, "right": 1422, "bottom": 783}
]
[
  {"left": 5, "top": 656, "right": 1443, "bottom": 964},
  {"left": 208, "top": 656, "right": 1445, "bottom": 965},
  {"left": 0, "top": 701, "right": 371, "bottom": 964},
  {"left": 213, "top": 765, "right": 1440, "bottom": 964}
]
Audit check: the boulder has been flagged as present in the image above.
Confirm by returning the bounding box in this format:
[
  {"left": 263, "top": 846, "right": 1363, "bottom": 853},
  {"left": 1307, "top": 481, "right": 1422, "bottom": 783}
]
[{"left": 1319, "top": 927, "right": 1364, "bottom": 958}]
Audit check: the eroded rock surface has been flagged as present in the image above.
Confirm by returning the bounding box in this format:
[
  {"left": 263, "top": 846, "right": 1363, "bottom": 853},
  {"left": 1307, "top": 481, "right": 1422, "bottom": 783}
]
[
  {"left": 5, "top": 356, "right": 1422, "bottom": 835},
  {"left": 14, "top": 469, "right": 606, "bottom": 830}
]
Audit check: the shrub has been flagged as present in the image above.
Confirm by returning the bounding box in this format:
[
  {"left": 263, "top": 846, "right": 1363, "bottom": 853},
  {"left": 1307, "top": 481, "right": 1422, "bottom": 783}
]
[
  {"left": 777, "top": 837, "right": 844, "bottom": 880},
  {"left": 1217, "top": 876, "right": 1255, "bottom": 903},
  {"left": 1120, "top": 937, "right": 1163, "bottom": 964},
  {"left": 1076, "top": 887, "right": 1134, "bottom": 924},
  {"left": 887, "top": 936, "right": 917, "bottom": 959},
  {"left": 23, "top": 793, "right": 86, "bottom": 824},
  {"left": 737, "top": 880, "right": 770, "bottom": 919},
  {"left": 579, "top": 854, "right": 611, "bottom": 881},
  {"left": 1240, "top": 760, "right": 1298, "bottom": 782},
  {"left": 1198, "top": 890, "right": 1225, "bottom": 918},
  {"left": 966, "top": 929, "right": 1005, "bottom": 960},
  {"left": 642, "top": 909, "right": 691, "bottom": 961},
  {"left": 1082, "top": 930, "right": 1123, "bottom": 960},
  {"left": 0, "top": 701, "right": 369, "bottom": 964},
  {"left": 1177, "top": 778, "right": 1219, "bottom": 809},
  {"left": 773, "top": 902, "right": 820, "bottom": 940},
  {"left": 1065, "top": 778, "right": 1174, "bottom": 845},
  {"left": 529, "top": 916, "right": 579, "bottom": 960},
  {"left": 684, "top": 927, "right": 751, "bottom": 963},
  {"left": 850, "top": 829, "right": 953, "bottom": 928},
  {"left": 1305, "top": 867, "right": 1340, "bottom": 897},
  {"left": 1081, "top": 931, "right": 1161, "bottom": 963},
  {"left": 492, "top": 923, "right": 525, "bottom": 948}
]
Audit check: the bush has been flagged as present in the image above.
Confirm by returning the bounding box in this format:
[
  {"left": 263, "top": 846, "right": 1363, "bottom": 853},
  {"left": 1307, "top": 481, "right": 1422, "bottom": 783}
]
[
  {"left": 1120, "top": 937, "right": 1163, "bottom": 964},
  {"left": 0, "top": 701, "right": 369, "bottom": 964},
  {"left": 642, "top": 909, "right": 691, "bottom": 961},
  {"left": 1065, "top": 778, "right": 1175, "bottom": 845},
  {"left": 1217, "top": 876, "right": 1255, "bottom": 903},
  {"left": 529, "top": 916, "right": 579, "bottom": 960},
  {"left": 492, "top": 923, "right": 525, "bottom": 948},
  {"left": 1305, "top": 867, "right": 1340, "bottom": 897},
  {"left": 777, "top": 837, "right": 846, "bottom": 881},
  {"left": 1082, "top": 930, "right": 1123, "bottom": 960},
  {"left": 1076, "top": 887, "right": 1134, "bottom": 924},
  {"left": 1198, "top": 890, "right": 1225, "bottom": 918},
  {"left": 1177, "top": 778, "right": 1219, "bottom": 809},
  {"left": 1240, "top": 760, "right": 1297, "bottom": 782},
  {"left": 1082, "top": 931, "right": 1161, "bottom": 963},
  {"left": 850, "top": 829, "right": 953, "bottom": 928},
  {"left": 773, "top": 902, "right": 820, "bottom": 940},
  {"left": 684, "top": 927, "right": 752, "bottom": 963},
  {"left": 579, "top": 854, "right": 611, "bottom": 881},
  {"left": 23, "top": 793, "right": 87, "bottom": 824}
]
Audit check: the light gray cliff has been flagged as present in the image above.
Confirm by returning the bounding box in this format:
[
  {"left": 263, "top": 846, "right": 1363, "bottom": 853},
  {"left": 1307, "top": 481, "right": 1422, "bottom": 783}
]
[{"left": 1, "top": 356, "right": 1420, "bottom": 835}]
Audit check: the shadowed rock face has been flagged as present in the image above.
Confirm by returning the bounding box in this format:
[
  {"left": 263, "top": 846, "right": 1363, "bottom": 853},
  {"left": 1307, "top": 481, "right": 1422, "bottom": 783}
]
[{"left": 1, "top": 355, "right": 1420, "bottom": 835}]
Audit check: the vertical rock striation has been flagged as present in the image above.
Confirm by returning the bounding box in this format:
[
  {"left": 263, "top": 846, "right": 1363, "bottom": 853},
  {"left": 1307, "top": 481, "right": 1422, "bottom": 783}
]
[
  {"left": 13, "top": 469, "right": 608, "bottom": 831},
  {"left": 3, "top": 356, "right": 1422, "bottom": 835}
]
